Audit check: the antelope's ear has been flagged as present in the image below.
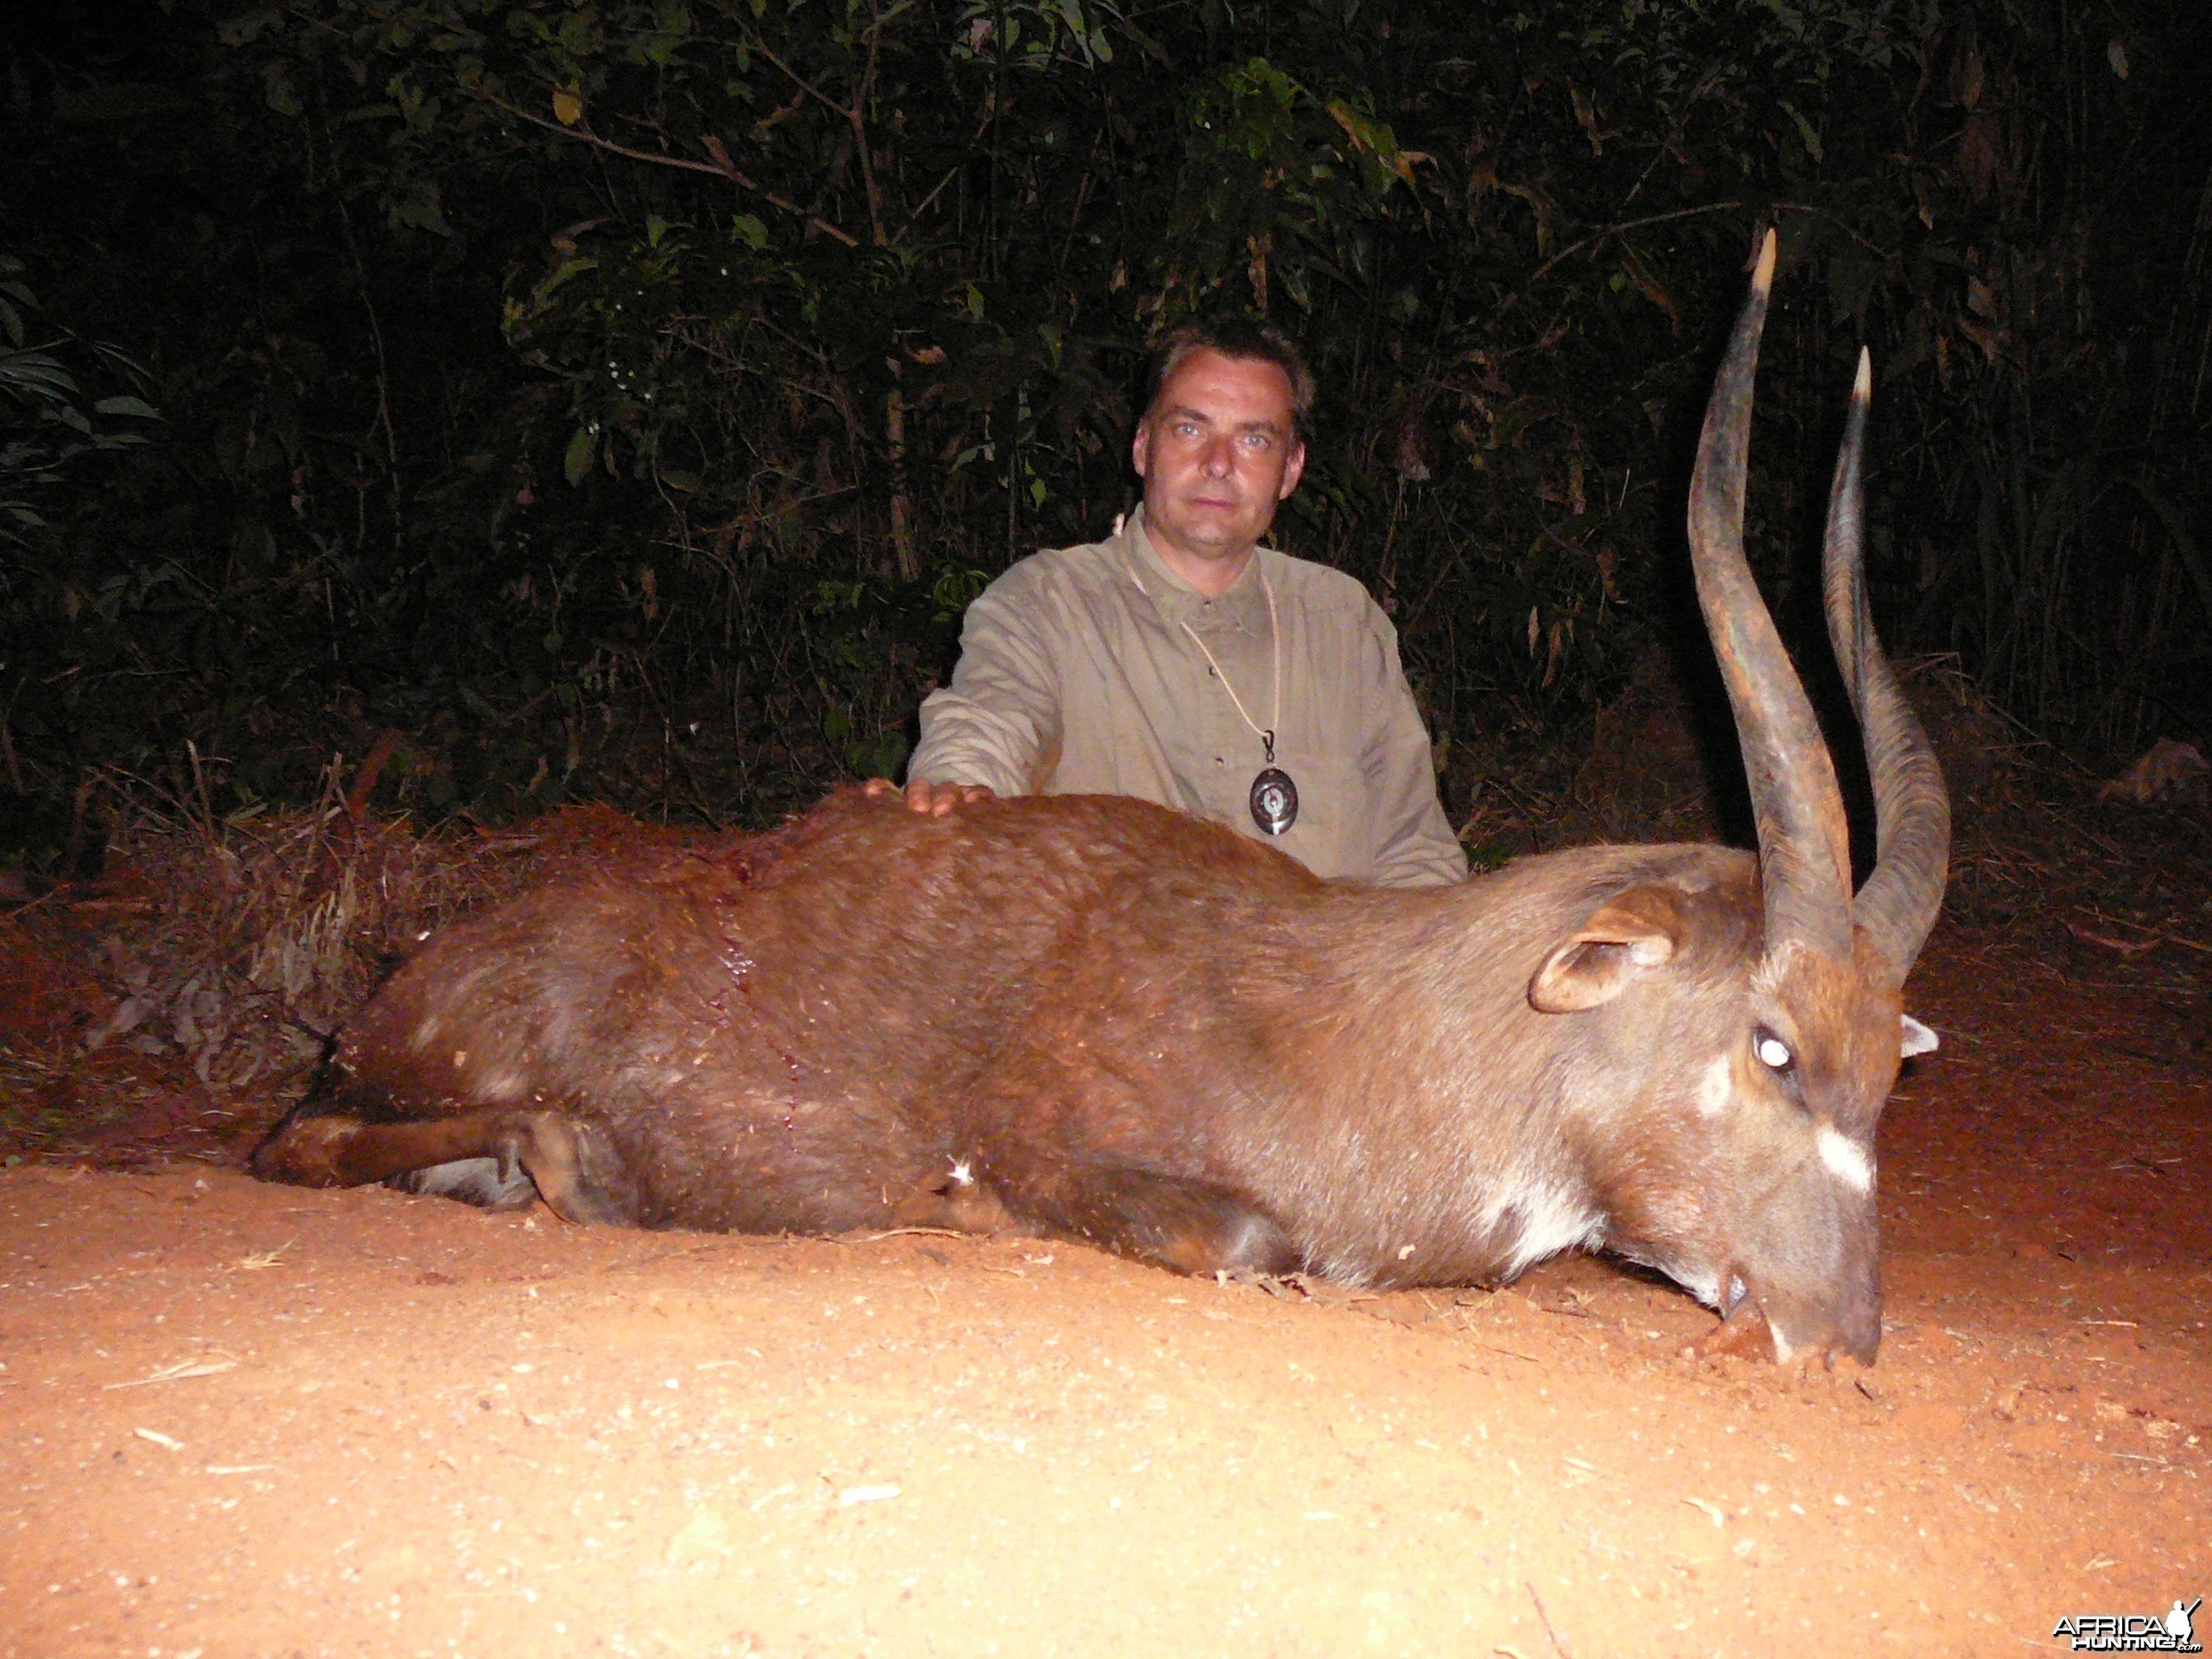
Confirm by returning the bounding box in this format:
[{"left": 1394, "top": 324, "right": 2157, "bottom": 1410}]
[{"left": 1529, "top": 886, "right": 1687, "bottom": 1014}]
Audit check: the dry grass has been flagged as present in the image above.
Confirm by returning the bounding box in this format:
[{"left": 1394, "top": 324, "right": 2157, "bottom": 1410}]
[
  {"left": 90, "top": 810, "right": 486, "bottom": 1092},
  {"left": 0, "top": 770, "right": 692, "bottom": 1160}
]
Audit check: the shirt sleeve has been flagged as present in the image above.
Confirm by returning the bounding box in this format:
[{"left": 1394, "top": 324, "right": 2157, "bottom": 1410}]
[
  {"left": 1357, "top": 611, "right": 1468, "bottom": 888},
  {"left": 907, "top": 562, "right": 1065, "bottom": 797}
]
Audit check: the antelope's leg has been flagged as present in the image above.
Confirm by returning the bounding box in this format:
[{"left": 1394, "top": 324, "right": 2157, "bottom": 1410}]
[
  {"left": 388, "top": 1156, "right": 538, "bottom": 1212},
  {"left": 998, "top": 1159, "right": 1301, "bottom": 1278},
  {"left": 887, "top": 1167, "right": 1039, "bottom": 1236},
  {"left": 250, "top": 1108, "right": 626, "bottom": 1226}
]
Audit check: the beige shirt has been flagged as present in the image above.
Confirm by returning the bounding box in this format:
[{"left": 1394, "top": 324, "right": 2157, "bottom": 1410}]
[{"left": 910, "top": 509, "right": 1465, "bottom": 887}]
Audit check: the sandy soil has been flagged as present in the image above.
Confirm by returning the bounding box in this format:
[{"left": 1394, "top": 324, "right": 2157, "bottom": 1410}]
[{"left": 0, "top": 914, "right": 2206, "bottom": 1659}]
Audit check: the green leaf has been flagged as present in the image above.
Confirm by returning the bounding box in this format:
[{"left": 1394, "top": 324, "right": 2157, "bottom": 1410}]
[
  {"left": 1779, "top": 101, "right": 1824, "bottom": 165},
  {"left": 390, "top": 178, "right": 452, "bottom": 238},
  {"left": 532, "top": 256, "right": 600, "bottom": 303},
  {"left": 3, "top": 353, "right": 79, "bottom": 399},
  {"left": 264, "top": 62, "right": 302, "bottom": 118},
  {"left": 563, "top": 424, "right": 598, "bottom": 486},
  {"left": 94, "top": 395, "right": 162, "bottom": 422},
  {"left": 215, "top": 7, "right": 280, "bottom": 47}
]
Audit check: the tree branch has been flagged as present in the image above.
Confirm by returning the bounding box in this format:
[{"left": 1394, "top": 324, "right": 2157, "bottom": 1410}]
[
  {"left": 748, "top": 29, "right": 887, "bottom": 246},
  {"left": 488, "top": 94, "right": 862, "bottom": 249},
  {"left": 1516, "top": 201, "right": 1745, "bottom": 296}
]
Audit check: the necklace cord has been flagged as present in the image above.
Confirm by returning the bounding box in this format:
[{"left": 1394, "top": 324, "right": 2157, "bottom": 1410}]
[
  {"left": 1116, "top": 533, "right": 1281, "bottom": 766},
  {"left": 1179, "top": 575, "right": 1281, "bottom": 765}
]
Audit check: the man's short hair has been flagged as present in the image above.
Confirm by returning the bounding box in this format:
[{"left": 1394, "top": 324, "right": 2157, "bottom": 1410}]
[{"left": 1142, "top": 316, "right": 1315, "bottom": 442}]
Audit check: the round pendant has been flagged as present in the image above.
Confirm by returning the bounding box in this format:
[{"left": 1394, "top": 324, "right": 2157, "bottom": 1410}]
[{"left": 1249, "top": 766, "right": 1299, "bottom": 836}]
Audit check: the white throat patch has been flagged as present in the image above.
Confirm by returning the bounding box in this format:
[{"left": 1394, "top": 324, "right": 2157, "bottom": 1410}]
[
  {"left": 1497, "top": 1179, "right": 1604, "bottom": 1278},
  {"left": 1815, "top": 1125, "right": 1874, "bottom": 1195}
]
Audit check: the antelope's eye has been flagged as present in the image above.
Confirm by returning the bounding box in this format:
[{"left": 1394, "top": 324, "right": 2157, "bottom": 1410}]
[{"left": 1754, "top": 1027, "right": 1794, "bottom": 1071}]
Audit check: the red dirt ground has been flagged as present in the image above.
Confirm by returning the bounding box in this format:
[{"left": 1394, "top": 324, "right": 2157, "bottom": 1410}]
[{"left": 1, "top": 904, "right": 2207, "bottom": 1656}]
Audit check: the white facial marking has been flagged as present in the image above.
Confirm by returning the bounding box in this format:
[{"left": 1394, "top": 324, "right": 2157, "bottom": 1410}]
[
  {"left": 1815, "top": 1125, "right": 1874, "bottom": 1195},
  {"left": 1756, "top": 1035, "right": 1792, "bottom": 1070},
  {"left": 1899, "top": 1014, "right": 1939, "bottom": 1058},
  {"left": 948, "top": 1159, "right": 975, "bottom": 1188},
  {"left": 1694, "top": 1055, "right": 1732, "bottom": 1118}
]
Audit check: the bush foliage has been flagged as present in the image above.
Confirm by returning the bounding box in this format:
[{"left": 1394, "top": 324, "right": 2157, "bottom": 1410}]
[{"left": 2, "top": 0, "right": 2208, "bottom": 858}]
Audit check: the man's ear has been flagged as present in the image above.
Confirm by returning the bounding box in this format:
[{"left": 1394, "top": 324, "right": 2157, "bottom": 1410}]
[
  {"left": 1132, "top": 419, "right": 1153, "bottom": 480},
  {"left": 1528, "top": 886, "right": 1687, "bottom": 1013},
  {"left": 1278, "top": 439, "right": 1306, "bottom": 499}
]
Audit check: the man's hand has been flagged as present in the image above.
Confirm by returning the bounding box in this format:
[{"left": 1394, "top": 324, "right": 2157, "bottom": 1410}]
[{"left": 861, "top": 777, "right": 997, "bottom": 817}]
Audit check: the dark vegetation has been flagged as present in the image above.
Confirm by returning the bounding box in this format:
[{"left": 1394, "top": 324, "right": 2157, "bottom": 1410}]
[{"left": 3, "top": 0, "right": 2209, "bottom": 864}]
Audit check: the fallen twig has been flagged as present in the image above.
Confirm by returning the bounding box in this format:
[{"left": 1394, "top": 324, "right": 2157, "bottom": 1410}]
[{"left": 105, "top": 1356, "right": 239, "bottom": 1389}]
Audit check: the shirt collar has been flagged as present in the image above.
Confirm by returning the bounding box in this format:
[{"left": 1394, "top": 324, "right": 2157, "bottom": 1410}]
[{"left": 1117, "top": 505, "right": 1273, "bottom": 634}]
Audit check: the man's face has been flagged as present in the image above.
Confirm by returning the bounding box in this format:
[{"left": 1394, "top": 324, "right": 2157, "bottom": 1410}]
[{"left": 1132, "top": 348, "right": 1306, "bottom": 582}]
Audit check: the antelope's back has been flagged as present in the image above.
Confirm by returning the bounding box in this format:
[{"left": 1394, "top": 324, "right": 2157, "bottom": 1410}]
[{"left": 326, "top": 788, "right": 1328, "bottom": 1130}]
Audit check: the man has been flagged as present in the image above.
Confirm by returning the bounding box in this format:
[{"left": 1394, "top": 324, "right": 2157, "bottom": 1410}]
[{"left": 887, "top": 317, "right": 1464, "bottom": 887}]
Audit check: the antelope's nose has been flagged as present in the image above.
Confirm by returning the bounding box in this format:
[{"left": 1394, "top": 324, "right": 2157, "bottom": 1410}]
[
  {"left": 1760, "top": 1290, "right": 1882, "bottom": 1366},
  {"left": 1732, "top": 1262, "right": 1882, "bottom": 1365}
]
